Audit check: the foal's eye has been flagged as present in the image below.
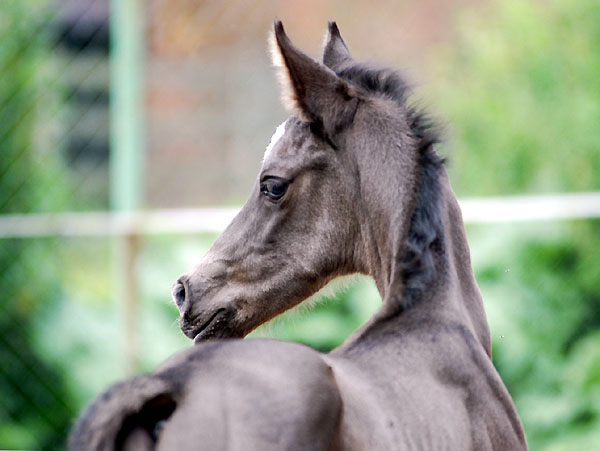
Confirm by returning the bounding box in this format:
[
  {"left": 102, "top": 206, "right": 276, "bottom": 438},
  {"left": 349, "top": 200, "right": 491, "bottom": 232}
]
[{"left": 260, "top": 177, "right": 289, "bottom": 201}]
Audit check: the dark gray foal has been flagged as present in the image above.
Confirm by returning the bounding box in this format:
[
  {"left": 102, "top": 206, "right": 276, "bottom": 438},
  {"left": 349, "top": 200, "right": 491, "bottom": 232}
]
[{"left": 70, "top": 21, "right": 527, "bottom": 451}]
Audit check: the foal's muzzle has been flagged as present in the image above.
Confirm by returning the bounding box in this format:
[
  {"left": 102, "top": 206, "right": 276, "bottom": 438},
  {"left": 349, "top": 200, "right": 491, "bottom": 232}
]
[{"left": 171, "top": 275, "right": 241, "bottom": 341}]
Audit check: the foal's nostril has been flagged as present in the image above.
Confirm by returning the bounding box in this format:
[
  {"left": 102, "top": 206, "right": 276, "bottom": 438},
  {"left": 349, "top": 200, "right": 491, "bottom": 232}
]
[{"left": 172, "top": 280, "right": 187, "bottom": 309}]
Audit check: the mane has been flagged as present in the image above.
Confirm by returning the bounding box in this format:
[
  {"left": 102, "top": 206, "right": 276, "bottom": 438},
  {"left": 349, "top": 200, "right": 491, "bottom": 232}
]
[
  {"left": 336, "top": 64, "right": 441, "bottom": 153},
  {"left": 337, "top": 63, "right": 445, "bottom": 310},
  {"left": 400, "top": 150, "right": 444, "bottom": 310}
]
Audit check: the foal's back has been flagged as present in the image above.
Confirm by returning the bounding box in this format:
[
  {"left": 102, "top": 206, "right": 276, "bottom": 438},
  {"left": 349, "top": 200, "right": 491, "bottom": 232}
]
[
  {"left": 69, "top": 340, "right": 342, "bottom": 451},
  {"left": 156, "top": 340, "right": 341, "bottom": 451}
]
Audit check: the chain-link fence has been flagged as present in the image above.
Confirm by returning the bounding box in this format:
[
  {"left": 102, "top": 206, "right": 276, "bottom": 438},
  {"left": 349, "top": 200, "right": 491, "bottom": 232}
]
[
  {"left": 1, "top": 1, "right": 109, "bottom": 448},
  {"left": 2, "top": 0, "right": 600, "bottom": 450}
]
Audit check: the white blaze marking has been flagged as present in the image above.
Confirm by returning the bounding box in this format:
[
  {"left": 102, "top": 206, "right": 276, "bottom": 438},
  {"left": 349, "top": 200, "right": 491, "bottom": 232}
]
[{"left": 263, "top": 121, "right": 287, "bottom": 162}]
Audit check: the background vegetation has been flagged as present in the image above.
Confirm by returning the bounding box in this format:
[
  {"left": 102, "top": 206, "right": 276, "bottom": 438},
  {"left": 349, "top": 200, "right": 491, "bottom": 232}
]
[
  {"left": 1, "top": 0, "right": 599, "bottom": 449},
  {"left": 0, "top": 1, "right": 75, "bottom": 448}
]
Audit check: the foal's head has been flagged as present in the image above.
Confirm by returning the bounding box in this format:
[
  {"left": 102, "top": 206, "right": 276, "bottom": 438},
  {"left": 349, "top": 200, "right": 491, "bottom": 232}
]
[{"left": 172, "top": 21, "right": 438, "bottom": 342}]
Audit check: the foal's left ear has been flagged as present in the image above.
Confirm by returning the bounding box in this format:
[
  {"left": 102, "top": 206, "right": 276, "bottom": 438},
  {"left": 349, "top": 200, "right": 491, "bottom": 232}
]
[
  {"left": 270, "top": 20, "right": 358, "bottom": 138},
  {"left": 323, "top": 21, "right": 353, "bottom": 72}
]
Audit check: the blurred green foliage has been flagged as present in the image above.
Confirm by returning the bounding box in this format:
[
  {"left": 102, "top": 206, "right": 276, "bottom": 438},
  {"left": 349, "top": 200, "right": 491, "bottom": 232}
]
[
  {"left": 431, "top": 0, "right": 600, "bottom": 196},
  {"left": 251, "top": 276, "right": 380, "bottom": 352},
  {"left": 0, "top": 0, "right": 75, "bottom": 449}
]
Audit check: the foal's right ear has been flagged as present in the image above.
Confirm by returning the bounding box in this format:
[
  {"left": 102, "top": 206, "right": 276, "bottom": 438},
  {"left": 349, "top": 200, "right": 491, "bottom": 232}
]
[
  {"left": 270, "top": 20, "right": 358, "bottom": 138},
  {"left": 323, "top": 21, "right": 353, "bottom": 72}
]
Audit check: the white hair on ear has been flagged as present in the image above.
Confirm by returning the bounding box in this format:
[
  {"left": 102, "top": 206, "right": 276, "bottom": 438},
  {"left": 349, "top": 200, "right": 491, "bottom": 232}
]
[
  {"left": 269, "top": 31, "right": 300, "bottom": 114},
  {"left": 263, "top": 120, "right": 287, "bottom": 162}
]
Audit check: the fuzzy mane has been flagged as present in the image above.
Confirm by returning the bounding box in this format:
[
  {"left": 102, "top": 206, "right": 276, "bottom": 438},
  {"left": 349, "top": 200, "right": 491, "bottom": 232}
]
[
  {"left": 337, "top": 64, "right": 445, "bottom": 310},
  {"left": 400, "top": 150, "right": 444, "bottom": 309},
  {"left": 336, "top": 64, "right": 441, "bottom": 153}
]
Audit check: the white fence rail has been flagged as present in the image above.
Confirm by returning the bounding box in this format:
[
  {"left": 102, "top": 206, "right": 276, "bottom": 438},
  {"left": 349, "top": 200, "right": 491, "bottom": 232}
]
[
  {"left": 459, "top": 192, "right": 600, "bottom": 223},
  {"left": 0, "top": 192, "right": 599, "bottom": 239}
]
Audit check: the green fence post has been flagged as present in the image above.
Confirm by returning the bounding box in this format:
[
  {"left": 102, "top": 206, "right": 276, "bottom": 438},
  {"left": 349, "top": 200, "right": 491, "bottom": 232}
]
[{"left": 110, "top": 0, "right": 145, "bottom": 375}]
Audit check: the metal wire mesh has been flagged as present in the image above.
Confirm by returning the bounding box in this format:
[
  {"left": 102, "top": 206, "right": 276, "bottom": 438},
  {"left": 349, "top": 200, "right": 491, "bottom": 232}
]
[{"left": 0, "top": 0, "right": 109, "bottom": 448}]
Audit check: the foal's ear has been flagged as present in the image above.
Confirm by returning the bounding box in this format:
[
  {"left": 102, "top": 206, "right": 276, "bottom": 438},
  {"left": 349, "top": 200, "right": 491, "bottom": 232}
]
[
  {"left": 270, "top": 20, "right": 358, "bottom": 137},
  {"left": 322, "top": 21, "right": 353, "bottom": 72}
]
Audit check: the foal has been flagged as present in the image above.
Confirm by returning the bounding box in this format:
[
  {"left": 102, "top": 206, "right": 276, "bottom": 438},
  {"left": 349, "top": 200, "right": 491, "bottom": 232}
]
[{"left": 70, "top": 21, "right": 527, "bottom": 450}]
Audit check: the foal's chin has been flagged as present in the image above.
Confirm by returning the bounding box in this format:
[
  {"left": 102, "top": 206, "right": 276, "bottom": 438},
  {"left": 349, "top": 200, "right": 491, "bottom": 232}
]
[
  {"left": 193, "top": 327, "right": 245, "bottom": 344},
  {"left": 188, "top": 307, "right": 246, "bottom": 344}
]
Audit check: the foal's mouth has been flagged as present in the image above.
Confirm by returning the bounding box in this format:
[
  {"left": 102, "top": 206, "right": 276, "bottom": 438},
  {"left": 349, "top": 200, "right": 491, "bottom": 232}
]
[{"left": 191, "top": 308, "right": 231, "bottom": 343}]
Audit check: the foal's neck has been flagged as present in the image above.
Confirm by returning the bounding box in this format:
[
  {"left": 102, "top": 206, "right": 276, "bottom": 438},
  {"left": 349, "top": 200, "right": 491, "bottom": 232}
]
[{"left": 340, "top": 163, "right": 491, "bottom": 357}]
